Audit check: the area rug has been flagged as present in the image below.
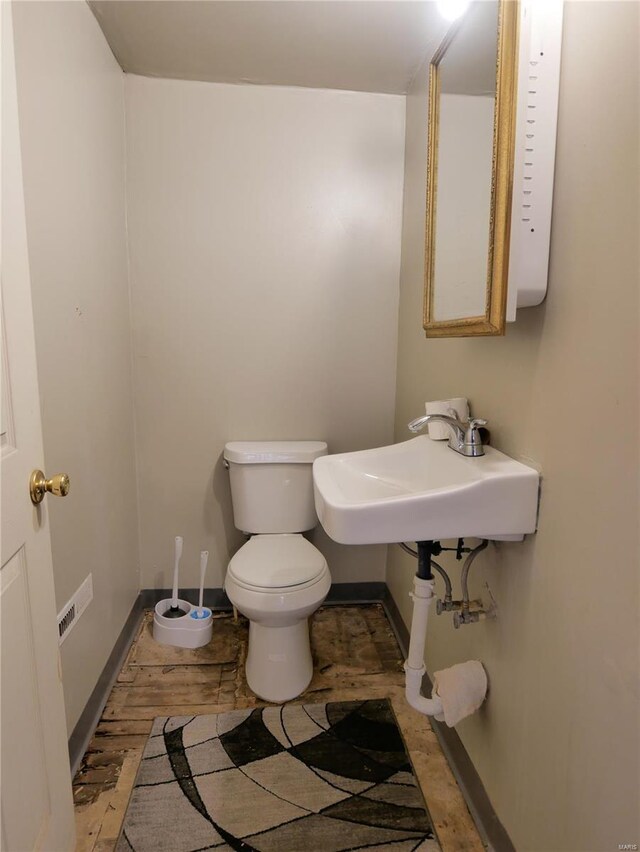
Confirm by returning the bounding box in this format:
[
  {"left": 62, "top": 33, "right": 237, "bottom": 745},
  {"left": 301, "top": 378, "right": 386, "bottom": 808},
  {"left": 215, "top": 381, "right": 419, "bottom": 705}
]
[{"left": 116, "top": 698, "right": 440, "bottom": 851}]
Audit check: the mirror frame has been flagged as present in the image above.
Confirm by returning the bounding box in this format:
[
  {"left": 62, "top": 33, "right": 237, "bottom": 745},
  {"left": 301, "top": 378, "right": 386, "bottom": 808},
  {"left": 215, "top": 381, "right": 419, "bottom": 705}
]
[{"left": 424, "top": 0, "right": 519, "bottom": 338}]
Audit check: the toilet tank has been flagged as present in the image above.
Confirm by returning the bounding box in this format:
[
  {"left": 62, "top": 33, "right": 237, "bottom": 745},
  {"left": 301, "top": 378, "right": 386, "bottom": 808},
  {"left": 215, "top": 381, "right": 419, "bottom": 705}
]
[{"left": 224, "top": 441, "right": 328, "bottom": 534}]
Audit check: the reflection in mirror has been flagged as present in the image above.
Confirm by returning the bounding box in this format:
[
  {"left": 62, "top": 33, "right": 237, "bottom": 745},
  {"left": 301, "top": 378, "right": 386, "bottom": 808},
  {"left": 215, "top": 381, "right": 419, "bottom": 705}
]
[
  {"left": 424, "top": 0, "right": 518, "bottom": 338},
  {"left": 433, "top": 2, "right": 498, "bottom": 322}
]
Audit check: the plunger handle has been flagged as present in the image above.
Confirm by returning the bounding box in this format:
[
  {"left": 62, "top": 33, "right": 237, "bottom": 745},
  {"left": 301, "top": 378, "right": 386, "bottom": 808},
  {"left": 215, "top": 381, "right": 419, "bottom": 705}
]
[{"left": 171, "top": 536, "right": 183, "bottom": 608}]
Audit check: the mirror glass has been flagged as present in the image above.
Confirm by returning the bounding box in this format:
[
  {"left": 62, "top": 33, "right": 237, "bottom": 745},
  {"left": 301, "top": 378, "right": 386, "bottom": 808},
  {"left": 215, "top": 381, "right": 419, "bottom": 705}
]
[
  {"left": 424, "top": 0, "right": 517, "bottom": 337},
  {"left": 432, "top": 2, "right": 498, "bottom": 322}
]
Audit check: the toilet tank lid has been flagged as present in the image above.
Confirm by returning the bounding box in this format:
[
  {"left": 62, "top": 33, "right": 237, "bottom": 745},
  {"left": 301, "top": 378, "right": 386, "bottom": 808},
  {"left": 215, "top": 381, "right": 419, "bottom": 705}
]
[{"left": 224, "top": 441, "right": 328, "bottom": 464}]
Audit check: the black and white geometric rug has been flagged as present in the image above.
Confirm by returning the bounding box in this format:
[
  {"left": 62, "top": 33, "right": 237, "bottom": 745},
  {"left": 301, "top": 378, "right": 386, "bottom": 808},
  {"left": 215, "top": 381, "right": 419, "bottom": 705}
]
[{"left": 116, "top": 699, "right": 440, "bottom": 851}]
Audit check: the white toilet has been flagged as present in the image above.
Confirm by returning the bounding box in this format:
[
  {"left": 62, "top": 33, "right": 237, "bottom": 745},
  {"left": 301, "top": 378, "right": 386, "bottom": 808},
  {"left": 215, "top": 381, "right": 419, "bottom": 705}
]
[{"left": 223, "top": 441, "right": 331, "bottom": 703}]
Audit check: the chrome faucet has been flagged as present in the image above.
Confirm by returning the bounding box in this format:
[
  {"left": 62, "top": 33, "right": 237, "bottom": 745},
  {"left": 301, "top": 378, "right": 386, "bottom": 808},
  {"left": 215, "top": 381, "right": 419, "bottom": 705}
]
[{"left": 408, "top": 414, "right": 487, "bottom": 458}]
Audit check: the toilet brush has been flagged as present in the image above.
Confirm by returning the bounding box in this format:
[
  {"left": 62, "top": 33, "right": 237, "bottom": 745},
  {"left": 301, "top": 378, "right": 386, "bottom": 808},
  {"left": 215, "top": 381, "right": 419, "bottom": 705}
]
[
  {"left": 166, "top": 536, "right": 188, "bottom": 618},
  {"left": 153, "top": 539, "right": 212, "bottom": 647}
]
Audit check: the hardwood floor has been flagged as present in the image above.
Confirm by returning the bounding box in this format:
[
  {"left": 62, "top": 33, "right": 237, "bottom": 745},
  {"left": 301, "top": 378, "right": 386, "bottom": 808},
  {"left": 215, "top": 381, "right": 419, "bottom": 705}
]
[{"left": 73, "top": 604, "right": 485, "bottom": 852}]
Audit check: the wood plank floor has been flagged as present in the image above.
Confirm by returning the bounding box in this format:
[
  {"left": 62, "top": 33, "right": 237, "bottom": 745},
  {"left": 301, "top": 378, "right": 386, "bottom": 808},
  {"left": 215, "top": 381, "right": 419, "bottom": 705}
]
[{"left": 73, "top": 604, "right": 485, "bottom": 852}]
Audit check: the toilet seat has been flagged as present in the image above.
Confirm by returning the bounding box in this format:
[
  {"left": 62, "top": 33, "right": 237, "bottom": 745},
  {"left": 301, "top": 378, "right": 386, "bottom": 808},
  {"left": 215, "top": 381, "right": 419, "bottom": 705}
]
[{"left": 227, "top": 534, "right": 327, "bottom": 591}]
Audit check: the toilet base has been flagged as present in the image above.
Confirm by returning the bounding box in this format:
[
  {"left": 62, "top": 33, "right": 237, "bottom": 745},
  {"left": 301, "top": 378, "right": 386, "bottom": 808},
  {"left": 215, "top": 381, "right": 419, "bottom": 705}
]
[{"left": 245, "top": 619, "right": 312, "bottom": 703}]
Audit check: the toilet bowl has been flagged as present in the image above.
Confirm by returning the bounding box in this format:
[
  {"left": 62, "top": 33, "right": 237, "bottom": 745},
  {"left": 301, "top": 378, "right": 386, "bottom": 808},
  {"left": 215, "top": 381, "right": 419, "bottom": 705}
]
[
  {"left": 225, "top": 534, "right": 330, "bottom": 702},
  {"left": 223, "top": 441, "right": 331, "bottom": 703}
]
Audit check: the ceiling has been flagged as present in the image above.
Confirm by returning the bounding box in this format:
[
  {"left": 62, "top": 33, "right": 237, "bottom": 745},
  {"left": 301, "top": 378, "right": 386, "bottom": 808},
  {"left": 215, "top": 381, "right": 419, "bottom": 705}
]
[
  {"left": 440, "top": 0, "right": 498, "bottom": 96},
  {"left": 89, "top": 1, "right": 448, "bottom": 95}
]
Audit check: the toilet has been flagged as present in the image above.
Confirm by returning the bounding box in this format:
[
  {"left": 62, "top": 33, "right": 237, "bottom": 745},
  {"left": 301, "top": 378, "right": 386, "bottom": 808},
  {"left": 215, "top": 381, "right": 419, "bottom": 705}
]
[{"left": 223, "top": 441, "right": 331, "bottom": 703}]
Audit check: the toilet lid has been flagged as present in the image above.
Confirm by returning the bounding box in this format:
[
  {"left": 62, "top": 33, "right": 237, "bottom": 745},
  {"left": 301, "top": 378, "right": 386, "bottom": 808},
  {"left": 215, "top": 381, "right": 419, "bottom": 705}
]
[{"left": 228, "top": 534, "right": 327, "bottom": 589}]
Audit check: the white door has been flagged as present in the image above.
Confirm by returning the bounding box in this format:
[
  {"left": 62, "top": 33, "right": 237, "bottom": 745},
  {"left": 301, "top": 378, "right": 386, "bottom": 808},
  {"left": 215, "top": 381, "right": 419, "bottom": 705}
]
[{"left": 0, "top": 4, "right": 75, "bottom": 850}]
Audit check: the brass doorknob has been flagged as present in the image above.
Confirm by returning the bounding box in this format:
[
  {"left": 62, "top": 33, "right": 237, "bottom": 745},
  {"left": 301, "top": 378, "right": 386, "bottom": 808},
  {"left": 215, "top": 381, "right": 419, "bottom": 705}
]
[{"left": 30, "top": 470, "right": 70, "bottom": 505}]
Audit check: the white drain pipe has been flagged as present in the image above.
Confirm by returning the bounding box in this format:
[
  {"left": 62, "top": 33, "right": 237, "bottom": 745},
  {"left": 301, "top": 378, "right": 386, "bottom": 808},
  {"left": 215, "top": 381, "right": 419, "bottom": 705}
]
[{"left": 404, "top": 576, "right": 444, "bottom": 717}]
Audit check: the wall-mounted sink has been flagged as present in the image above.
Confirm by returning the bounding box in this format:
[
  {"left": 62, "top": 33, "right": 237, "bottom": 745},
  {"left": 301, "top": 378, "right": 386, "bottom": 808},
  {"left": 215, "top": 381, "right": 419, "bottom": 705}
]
[{"left": 312, "top": 436, "right": 539, "bottom": 544}]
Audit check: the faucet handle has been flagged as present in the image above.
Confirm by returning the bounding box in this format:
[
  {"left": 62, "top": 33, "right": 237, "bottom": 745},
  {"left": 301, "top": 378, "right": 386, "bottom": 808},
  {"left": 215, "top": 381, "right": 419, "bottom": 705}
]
[{"left": 463, "top": 418, "right": 487, "bottom": 457}]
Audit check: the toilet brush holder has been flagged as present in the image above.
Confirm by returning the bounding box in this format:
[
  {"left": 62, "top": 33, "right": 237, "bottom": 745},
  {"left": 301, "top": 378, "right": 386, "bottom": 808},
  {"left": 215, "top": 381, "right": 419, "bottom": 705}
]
[{"left": 153, "top": 598, "right": 213, "bottom": 649}]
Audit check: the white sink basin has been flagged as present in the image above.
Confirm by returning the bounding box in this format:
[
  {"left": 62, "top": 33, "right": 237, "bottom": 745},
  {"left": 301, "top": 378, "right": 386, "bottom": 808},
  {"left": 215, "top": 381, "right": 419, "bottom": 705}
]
[{"left": 312, "top": 436, "right": 539, "bottom": 544}]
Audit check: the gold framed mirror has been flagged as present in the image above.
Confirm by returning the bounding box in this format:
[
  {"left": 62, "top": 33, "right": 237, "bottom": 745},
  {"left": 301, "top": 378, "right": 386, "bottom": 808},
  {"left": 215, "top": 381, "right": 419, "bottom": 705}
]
[{"left": 424, "top": 0, "right": 519, "bottom": 337}]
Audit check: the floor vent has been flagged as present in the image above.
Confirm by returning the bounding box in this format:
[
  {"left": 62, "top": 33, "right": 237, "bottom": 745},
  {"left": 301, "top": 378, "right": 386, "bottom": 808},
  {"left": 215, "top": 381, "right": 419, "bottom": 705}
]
[{"left": 57, "top": 574, "right": 93, "bottom": 645}]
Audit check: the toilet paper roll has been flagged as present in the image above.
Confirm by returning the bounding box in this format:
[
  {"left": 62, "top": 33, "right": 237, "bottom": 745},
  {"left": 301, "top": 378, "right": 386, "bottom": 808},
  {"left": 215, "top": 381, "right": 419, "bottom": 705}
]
[
  {"left": 425, "top": 398, "right": 469, "bottom": 440},
  {"left": 433, "top": 660, "right": 488, "bottom": 727}
]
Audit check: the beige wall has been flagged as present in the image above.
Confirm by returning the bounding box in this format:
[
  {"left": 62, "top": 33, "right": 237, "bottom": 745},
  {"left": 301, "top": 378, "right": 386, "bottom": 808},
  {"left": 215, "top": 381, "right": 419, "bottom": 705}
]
[
  {"left": 125, "top": 75, "right": 405, "bottom": 590},
  {"left": 389, "top": 3, "right": 639, "bottom": 850},
  {"left": 13, "top": 2, "right": 140, "bottom": 734}
]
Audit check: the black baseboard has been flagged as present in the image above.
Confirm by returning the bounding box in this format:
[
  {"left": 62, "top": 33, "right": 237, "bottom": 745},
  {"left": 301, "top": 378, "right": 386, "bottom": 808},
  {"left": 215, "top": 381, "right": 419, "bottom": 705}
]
[
  {"left": 325, "top": 581, "right": 387, "bottom": 603},
  {"left": 140, "top": 586, "right": 232, "bottom": 610},
  {"left": 68, "top": 595, "right": 145, "bottom": 777},
  {"left": 140, "top": 581, "right": 388, "bottom": 611},
  {"left": 382, "top": 588, "right": 515, "bottom": 852}
]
